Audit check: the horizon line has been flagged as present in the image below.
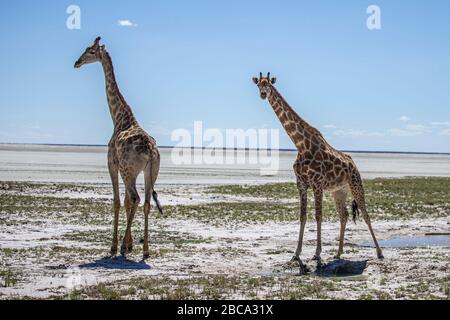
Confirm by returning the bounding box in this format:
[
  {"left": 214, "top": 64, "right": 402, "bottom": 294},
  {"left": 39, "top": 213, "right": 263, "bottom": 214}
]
[{"left": 0, "top": 142, "right": 449, "bottom": 156}]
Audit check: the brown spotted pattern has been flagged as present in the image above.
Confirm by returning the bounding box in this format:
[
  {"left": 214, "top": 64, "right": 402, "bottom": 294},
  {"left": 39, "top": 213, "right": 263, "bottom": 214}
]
[
  {"left": 253, "top": 73, "right": 383, "bottom": 266},
  {"left": 75, "top": 37, "right": 161, "bottom": 258}
]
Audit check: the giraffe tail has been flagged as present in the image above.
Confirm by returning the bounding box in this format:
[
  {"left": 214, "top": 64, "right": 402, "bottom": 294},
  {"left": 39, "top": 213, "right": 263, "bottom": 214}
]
[
  {"left": 152, "top": 191, "right": 163, "bottom": 215},
  {"left": 351, "top": 200, "right": 360, "bottom": 224}
]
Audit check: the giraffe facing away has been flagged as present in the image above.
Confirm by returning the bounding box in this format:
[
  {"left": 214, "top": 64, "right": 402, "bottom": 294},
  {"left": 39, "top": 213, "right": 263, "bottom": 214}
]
[
  {"left": 75, "top": 37, "right": 163, "bottom": 258},
  {"left": 253, "top": 72, "right": 383, "bottom": 271}
]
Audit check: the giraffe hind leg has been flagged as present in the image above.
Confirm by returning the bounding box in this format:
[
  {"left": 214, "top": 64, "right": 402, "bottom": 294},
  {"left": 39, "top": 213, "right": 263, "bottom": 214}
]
[
  {"left": 142, "top": 156, "right": 160, "bottom": 259},
  {"left": 349, "top": 177, "right": 384, "bottom": 259},
  {"left": 120, "top": 175, "right": 140, "bottom": 256},
  {"left": 124, "top": 193, "right": 133, "bottom": 251}
]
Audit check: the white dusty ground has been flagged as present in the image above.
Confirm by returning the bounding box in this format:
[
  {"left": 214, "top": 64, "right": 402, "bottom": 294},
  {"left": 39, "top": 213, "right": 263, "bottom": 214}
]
[{"left": 0, "top": 183, "right": 449, "bottom": 300}]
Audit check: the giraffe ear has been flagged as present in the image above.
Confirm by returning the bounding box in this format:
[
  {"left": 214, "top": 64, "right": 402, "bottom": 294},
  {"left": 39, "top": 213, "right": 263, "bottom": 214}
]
[
  {"left": 271, "top": 77, "right": 277, "bottom": 84},
  {"left": 252, "top": 77, "right": 259, "bottom": 84}
]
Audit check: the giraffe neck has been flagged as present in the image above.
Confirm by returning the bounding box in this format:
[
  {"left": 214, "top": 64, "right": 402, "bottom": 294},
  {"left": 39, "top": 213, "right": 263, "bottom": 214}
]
[
  {"left": 100, "top": 50, "right": 138, "bottom": 131},
  {"left": 268, "top": 86, "right": 312, "bottom": 151}
]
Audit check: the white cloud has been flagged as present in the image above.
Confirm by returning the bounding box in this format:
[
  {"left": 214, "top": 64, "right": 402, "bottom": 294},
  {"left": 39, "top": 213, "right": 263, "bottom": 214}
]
[
  {"left": 389, "top": 123, "right": 432, "bottom": 137},
  {"left": 399, "top": 115, "right": 410, "bottom": 122},
  {"left": 431, "top": 121, "right": 450, "bottom": 127},
  {"left": 322, "top": 118, "right": 449, "bottom": 140},
  {"left": 404, "top": 124, "right": 432, "bottom": 133},
  {"left": 439, "top": 128, "right": 450, "bottom": 136},
  {"left": 388, "top": 128, "right": 422, "bottom": 137},
  {"left": 431, "top": 120, "right": 450, "bottom": 136},
  {"left": 118, "top": 19, "right": 137, "bottom": 27},
  {"left": 333, "top": 129, "right": 384, "bottom": 137},
  {"left": 21, "top": 124, "right": 41, "bottom": 130}
]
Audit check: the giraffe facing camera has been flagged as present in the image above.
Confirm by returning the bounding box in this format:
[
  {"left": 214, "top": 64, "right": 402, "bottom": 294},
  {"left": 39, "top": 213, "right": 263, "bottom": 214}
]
[{"left": 253, "top": 72, "right": 384, "bottom": 274}]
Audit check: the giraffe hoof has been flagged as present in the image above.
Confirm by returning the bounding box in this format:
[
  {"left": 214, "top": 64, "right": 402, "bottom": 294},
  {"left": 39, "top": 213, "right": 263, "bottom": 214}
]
[
  {"left": 110, "top": 247, "right": 118, "bottom": 255},
  {"left": 286, "top": 256, "right": 301, "bottom": 270},
  {"left": 312, "top": 255, "right": 321, "bottom": 262},
  {"left": 143, "top": 251, "right": 150, "bottom": 259},
  {"left": 288, "top": 256, "right": 307, "bottom": 275},
  {"left": 298, "top": 261, "right": 307, "bottom": 276},
  {"left": 127, "top": 245, "right": 133, "bottom": 253},
  {"left": 377, "top": 252, "right": 384, "bottom": 260},
  {"left": 120, "top": 243, "right": 130, "bottom": 256},
  {"left": 334, "top": 254, "right": 342, "bottom": 260}
]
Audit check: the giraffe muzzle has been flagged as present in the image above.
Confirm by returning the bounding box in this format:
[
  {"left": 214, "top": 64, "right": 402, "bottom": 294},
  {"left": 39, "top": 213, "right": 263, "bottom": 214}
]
[{"left": 74, "top": 60, "right": 82, "bottom": 68}]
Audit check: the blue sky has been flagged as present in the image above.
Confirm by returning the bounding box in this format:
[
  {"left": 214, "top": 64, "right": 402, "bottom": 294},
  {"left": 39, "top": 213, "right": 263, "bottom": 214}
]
[{"left": 0, "top": 0, "right": 449, "bottom": 152}]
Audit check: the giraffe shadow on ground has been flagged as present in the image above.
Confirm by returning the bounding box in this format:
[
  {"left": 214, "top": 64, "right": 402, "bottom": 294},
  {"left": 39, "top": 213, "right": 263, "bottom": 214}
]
[
  {"left": 314, "top": 259, "right": 368, "bottom": 277},
  {"left": 79, "top": 255, "right": 151, "bottom": 270}
]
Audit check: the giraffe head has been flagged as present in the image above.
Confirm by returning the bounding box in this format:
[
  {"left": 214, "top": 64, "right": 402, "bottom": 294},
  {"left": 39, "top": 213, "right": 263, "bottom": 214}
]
[
  {"left": 74, "top": 37, "right": 105, "bottom": 68},
  {"left": 252, "top": 72, "right": 277, "bottom": 100}
]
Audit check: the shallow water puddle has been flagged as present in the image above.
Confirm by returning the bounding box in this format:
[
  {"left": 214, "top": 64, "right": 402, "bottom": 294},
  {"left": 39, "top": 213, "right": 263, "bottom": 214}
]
[{"left": 361, "top": 235, "right": 450, "bottom": 248}]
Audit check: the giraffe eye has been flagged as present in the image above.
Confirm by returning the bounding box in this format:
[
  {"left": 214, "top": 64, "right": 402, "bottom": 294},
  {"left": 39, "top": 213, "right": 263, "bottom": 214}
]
[{"left": 90, "top": 50, "right": 96, "bottom": 54}]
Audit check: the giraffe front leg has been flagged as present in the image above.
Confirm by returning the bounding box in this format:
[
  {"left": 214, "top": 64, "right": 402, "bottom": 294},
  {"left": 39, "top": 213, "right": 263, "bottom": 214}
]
[
  {"left": 108, "top": 153, "right": 120, "bottom": 256},
  {"left": 333, "top": 189, "right": 349, "bottom": 260},
  {"left": 121, "top": 180, "right": 139, "bottom": 256},
  {"left": 293, "top": 189, "right": 307, "bottom": 258},
  {"left": 312, "top": 189, "right": 323, "bottom": 263},
  {"left": 335, "top": 212, "right": 348, "bottom": 260},
  {"left": 293, "top": 212, "right": 307, "bottom": 259},
  {"left": 291, "top": 174, "right": 308, "bottom": 275},
  {"left": 121, "top": 206, "right": 137, "bottom": 256}
]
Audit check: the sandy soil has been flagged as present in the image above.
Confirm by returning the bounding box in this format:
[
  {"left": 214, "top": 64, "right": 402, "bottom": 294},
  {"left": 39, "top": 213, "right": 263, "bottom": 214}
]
[{"left": 0, "top": 182, "right": 449, "bottom": 300}]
